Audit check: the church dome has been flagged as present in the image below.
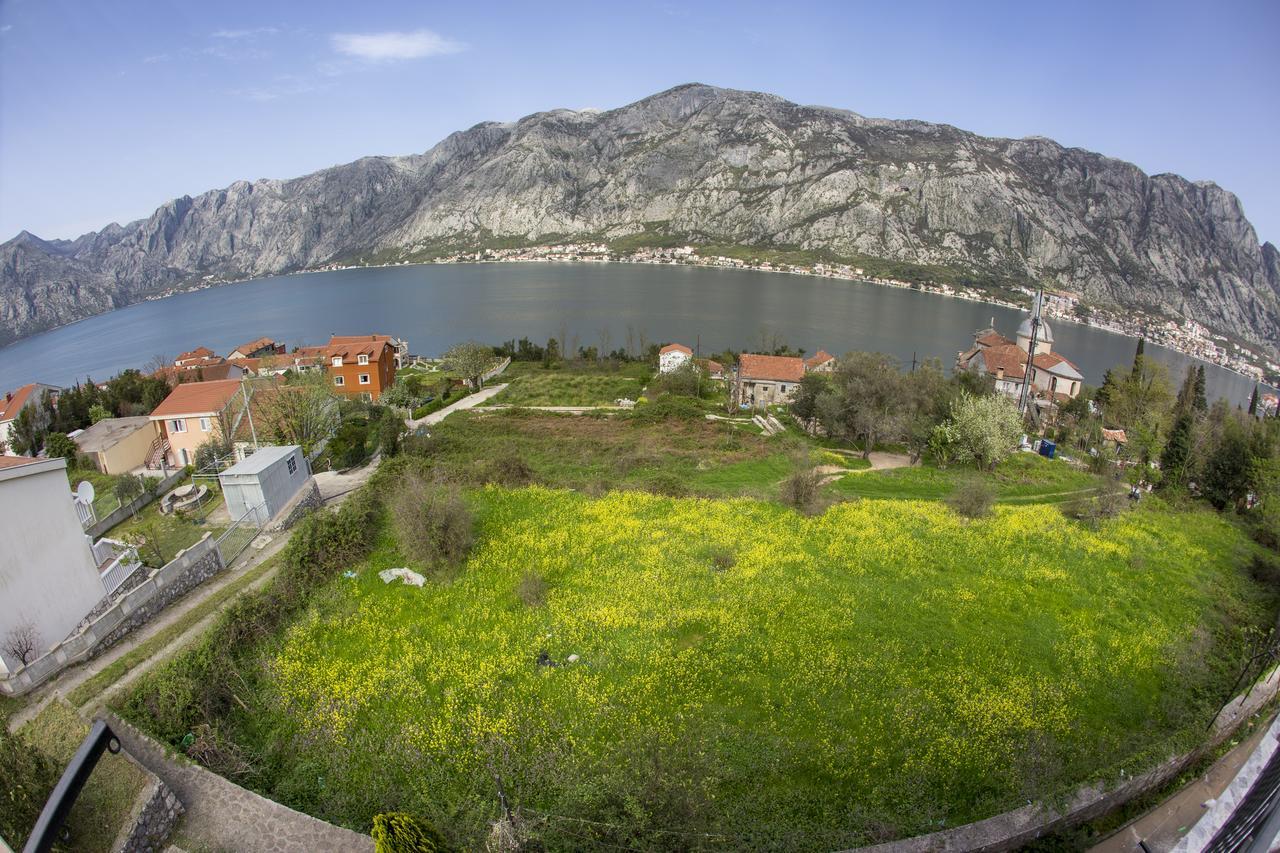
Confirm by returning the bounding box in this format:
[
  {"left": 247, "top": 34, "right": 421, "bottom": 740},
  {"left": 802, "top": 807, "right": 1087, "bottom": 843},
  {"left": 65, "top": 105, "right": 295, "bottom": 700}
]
[{"left": 1017, "top": 315, "right": 1053, "bottom": 344}]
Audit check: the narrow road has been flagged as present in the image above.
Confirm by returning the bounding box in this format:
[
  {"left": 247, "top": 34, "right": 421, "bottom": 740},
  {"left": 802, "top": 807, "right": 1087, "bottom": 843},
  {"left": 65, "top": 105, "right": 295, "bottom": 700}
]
[{"left": 404, "top": 382, "right": 509, "bottom": 430}]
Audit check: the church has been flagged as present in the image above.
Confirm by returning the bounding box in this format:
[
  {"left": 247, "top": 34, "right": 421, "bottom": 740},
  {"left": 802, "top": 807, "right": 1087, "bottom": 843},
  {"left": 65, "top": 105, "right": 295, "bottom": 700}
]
[{"left": 956, "top": 297, "right": 1084, "bottom": 407}]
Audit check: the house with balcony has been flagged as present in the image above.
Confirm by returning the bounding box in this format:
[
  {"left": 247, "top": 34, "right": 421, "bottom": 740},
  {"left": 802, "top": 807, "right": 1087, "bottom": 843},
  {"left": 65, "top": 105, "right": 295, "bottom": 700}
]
[
  {"left": 146, "top": 379, "right": 245, "bottom": 468},
  {"left": 0, "top": 456, "right": 140, "bottom": 679}
]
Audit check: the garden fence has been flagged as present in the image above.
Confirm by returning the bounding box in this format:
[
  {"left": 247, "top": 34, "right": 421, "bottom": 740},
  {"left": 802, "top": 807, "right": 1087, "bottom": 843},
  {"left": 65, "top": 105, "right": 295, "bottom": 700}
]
[{"left": 215, "top": 503, "right": 265, "bottom": 565}]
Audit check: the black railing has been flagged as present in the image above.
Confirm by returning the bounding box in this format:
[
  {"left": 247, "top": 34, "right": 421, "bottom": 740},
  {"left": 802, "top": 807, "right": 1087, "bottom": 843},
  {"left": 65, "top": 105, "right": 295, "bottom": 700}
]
[
  {"left": 21, "top": 719, "right": 120, "bottom": 853},
  {"left": 1205, "top": 740, "right": 1280, "bottom": 853}
]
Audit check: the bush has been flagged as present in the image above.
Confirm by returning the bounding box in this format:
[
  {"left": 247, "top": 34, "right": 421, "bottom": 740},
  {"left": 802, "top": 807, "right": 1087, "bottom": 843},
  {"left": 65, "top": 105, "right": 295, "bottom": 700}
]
[
  {"left": 328, "top": 418, "right": 371, "bottom": 469},
  {"left": 372, "top": 812, "right": 446, "bottom": 853},
  {"left": 780, "top": 468, "right": 821, "bottom": 514},
  {"left": 640, "top": 472, "right": 688, "bottom": 497},
  {"left": 517, "top": 571, "right": 550, "bottom": 607},
  {"left": 484, "top": 453, "right": 534, "bottom": 487},
  {"left": 630, "top": 396, "right": 703, "bottom": 424},
  {"left": 194, "top": 438, "right": 230, "bottom": 471},
  {"left": 379, "top": 416, "right": 407, "bottom": 458},
  {"left": 947, "top": 478, "right": 994, "bottom": 519},
  {"left": 649, "top": 362, "right": 703, "bottom": 397},
  {"left": 389, "top": 472, "right": 474, "bottom": 572},
  {"left": 707, "top": 547, "right": 737, "bottom": 571},
  {"left": 114, "top": 473, "right": 146, "bottom": 507},
  {"left": 45, "top": 431, "right": 78, "bottom": 461}
]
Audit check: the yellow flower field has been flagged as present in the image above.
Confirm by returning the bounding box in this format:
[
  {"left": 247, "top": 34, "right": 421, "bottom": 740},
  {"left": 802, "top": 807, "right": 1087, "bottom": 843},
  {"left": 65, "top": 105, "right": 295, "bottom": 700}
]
[{"left": 234, "top": 487, "right": 1272, "bottom": 849}]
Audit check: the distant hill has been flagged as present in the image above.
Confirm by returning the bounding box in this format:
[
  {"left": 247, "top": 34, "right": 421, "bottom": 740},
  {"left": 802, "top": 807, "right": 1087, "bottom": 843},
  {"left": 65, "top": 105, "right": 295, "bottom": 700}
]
[{"left": 2, "top": 83, "right": 1277, "bottom": 348}]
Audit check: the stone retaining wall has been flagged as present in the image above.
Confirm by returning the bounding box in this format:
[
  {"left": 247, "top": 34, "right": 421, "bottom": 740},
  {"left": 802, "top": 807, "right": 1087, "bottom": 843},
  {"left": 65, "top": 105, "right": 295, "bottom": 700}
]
[
  {"left": 104, "top": 712, "right": 373, "bottom": 852},
  {"left": 850, "top": 663, "right": 1280, "bottom": 852},
  {"left": 267, "top": 477, "right": 322, "bottom": 533},
  {"left": 0, "top": 535, "right": 225, "bottom": 696},
  {"left": 112, "top": 777, "right": 183, "bottom": 853}
]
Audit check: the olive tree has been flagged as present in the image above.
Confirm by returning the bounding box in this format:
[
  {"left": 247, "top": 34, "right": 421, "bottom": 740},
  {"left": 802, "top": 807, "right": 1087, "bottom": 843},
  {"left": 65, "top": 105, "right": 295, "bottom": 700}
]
[
  {"left": 944, "top": 392, "right": 1024, "bottom": 470},
  {"left": 443, "top": 341, "right": 497, "bottom": 390}
]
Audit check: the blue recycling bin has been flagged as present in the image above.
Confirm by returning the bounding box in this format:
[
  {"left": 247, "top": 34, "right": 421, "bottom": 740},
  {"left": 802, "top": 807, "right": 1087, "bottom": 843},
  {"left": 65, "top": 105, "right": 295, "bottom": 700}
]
[{"left": 1038, "top": 439, "right": 1056, "bottom": 459}]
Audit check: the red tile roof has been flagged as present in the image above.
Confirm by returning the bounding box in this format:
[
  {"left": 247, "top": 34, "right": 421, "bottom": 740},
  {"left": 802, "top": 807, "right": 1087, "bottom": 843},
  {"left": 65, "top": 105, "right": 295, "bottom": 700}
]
[
  {"left": 329, "top": 334, "right": 392, "bottom": 345},
  {"left": 1102, "top": 428, "right": 1128, "bottom": 444},
  {"left": 976, "top": 331, "right": 1013, "bottom": 347},
  {"left": 805, "top": 350, "right": 835, "bottom": 368},
  {"left": 231, "top": 337, "right": 276, "bottom": 355},
  {"left": 175, "top": 346, "right": 216, "bottom": 362},
  {"left": 738, "top": 353, "right": 806, "bottom": 382},
  {"left": 148, "top": 379, "right": 242, "bottom": 419},
  {"left": 0, "top": 383, "right": 38, "bottom": 422},
  {"left": 660, "top": 343, "right": 693, "bottom": 355}
]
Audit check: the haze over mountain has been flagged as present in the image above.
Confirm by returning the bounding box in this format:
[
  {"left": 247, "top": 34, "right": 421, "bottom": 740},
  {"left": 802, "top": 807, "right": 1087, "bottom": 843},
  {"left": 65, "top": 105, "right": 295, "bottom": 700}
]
[{"left": 2, "top": 83, "right": 1277, "bottom": 350}]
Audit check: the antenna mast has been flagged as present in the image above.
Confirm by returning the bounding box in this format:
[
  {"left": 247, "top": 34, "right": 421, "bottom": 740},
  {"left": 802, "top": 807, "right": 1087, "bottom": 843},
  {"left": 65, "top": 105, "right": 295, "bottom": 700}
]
[{"left": 1017, "top": 289, "right": 1043, "bottom": 415}]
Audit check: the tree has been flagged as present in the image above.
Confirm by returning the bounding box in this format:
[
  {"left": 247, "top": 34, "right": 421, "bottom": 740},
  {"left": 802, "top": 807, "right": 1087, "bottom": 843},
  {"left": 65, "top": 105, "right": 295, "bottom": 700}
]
[
  {"left": 903, "top": 359, "right": 955, "bottom": 463},
  {"left": 1202, "top": 419, "right": 1254, "bottom": 511},
  {"left": 9, "top": 405, "right": 46, "bottom": 456},
  {"left": 443, "top": 341, "right": 497, "bottom": 389},
  {"left": 45, "top": 431, "right": 78, "bottom": 462},
  {"left": 257, "top": 374, "right": 339, "bottom": 453},
  {"left": 1160, "top": 412, "right": 1196, "bottom": 490},
  {"left": 1194, "top": 366, "right": 1208, "bottom": 413},
  {"left": 1249, "top": 386, "right": 1260, "bottom": 416},
  {"left": 114, "top": 473, "right": 146, "bottom": 515},
  {"left": 1131, "top": 338, "right": 1146, "bottom": 377},
  {"left": 89, "top": 403, "right": 112, "bottom": 424},
  {"left": 542, "top": 337, "right": 561, "bottom": 368},
  {"left": 650, "top": 361, "right": 703, "bottom": 398},
  {"left": 2, "top": 620, "right": 39, "bottom": 667},
  {"left": 822, "top": 352, "right": 907, "bottom": 458},
  {"left": 789, "top": 373, "right": 830, "bottom": 426},
  {"left": 945, "top": 392, "right": 1024, "bottom": 470}
]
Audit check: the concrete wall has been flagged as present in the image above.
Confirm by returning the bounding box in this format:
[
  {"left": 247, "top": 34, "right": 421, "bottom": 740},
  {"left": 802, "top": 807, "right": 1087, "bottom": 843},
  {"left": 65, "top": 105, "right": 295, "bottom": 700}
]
[
  {"left": 112, "top": 773, "right": 184, "bottom": 852},
  {"left": 0, "top": 534, "right": 224, "bottom": 695},
  {"left": 0, "top": 458, "right": 105, "bottom": 675},
  {"left": 96, "top": 422, "right": 158, "bottom": 475}
]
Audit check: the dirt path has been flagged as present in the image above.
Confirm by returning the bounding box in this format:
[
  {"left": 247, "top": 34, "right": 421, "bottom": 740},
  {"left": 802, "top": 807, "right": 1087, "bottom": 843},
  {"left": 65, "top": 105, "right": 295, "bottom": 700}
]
[
  {"left": 815, "top": 452, "right": 916, "bottom": 484},
  {"left": 403, "top": 382, "right": 509, "bottom": 430}
]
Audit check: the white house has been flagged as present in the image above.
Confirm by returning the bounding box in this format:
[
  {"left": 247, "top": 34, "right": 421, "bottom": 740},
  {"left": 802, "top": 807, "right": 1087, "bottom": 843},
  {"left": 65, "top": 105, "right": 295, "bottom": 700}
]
[
  {"left": 0, "top": 383, "right": 59, "bottom": 455},
  {"left": 0, "top": 456, "right": 134, "bottom": 676},
  {"left": 659, "top": 343, "right": 694, "bottom": 373}
]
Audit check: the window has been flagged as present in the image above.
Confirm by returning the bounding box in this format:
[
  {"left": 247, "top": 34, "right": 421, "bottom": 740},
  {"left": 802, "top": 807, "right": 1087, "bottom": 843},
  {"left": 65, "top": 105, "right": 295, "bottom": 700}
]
[
  {"left": 334, "top": 375, "right": 345, "bottom": 387},
  {"left": 357, "top": 354, "right": 369, "bottom": 365},
  {"left": 180, "top": 448, "right": 190, "bottom": 465},
  {"left": 199, "top": 417, "right": 211, "bottom": 432},
  {"left": 169, "top": 418, "right": 187, "bottom": 433},
  {"left": 287, "top": 456, "right": 297, "bottom": 476},
  {"left": 358, "top": 373, "right": 371, "bottom": 385},
  {"left": 780, "top": 384, "right": 787, "bottom": 394},
  {"left": 332, "top": 356, "right": 343, "bottom": 367}
]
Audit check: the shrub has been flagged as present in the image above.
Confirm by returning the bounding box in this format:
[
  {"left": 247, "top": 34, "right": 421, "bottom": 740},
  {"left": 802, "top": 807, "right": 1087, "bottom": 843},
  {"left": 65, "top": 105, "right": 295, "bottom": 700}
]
[
  {"left": 484, "top": 453, "right": 534, "bottom": 487},
  {"left": 379, "top": 416, "right": 407, "bottom": 458},
  {"left": 328, "top": 419, "right": 371, "bottom": 469},
  {"left": 372, "top": 812, "right": 446, "bottom": 853},
  {"left": 114, "top": 473, "right": 146, "bottom": 507},
  {"left": 194, "top": 438, "right": 230, "bottom": 471},
  {"left": 707, "top": 547, "right": 737, "bottom": 571},
  {"left": 947, "top": 478, "right": 994, "bottom": 519},
  {"left": 630, "top": 396, "right": 703, "bottom": 424},
  {"left": 640, "top": 472, "right": 688, "bottom": 497},
  {"left": 517, "top": 571, "right": 550, "bottom": 607},
  {"left": 45, "top": 431, "right": 78, "bottom": 461},
  {"left": 389, "top": 472, "right": 474, "bottom": 572},
  {"left": 780, "top": 468, "right": 820, "bottom": 514},
  {"left": 649, "top": 362, "right": 703, "bottom": 397}
]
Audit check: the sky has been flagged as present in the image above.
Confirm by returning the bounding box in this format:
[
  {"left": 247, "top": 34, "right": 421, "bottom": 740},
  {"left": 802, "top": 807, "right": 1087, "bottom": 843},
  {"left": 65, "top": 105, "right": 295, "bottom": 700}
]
[{"left": 1, "top": 0, "right": 1277, "bottom": 245}]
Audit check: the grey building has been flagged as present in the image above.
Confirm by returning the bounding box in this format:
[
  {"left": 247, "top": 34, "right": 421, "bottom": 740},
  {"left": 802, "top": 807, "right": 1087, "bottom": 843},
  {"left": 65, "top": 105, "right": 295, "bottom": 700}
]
[{"left": 218, "top": 445, "right": 310, "bottom": 525}]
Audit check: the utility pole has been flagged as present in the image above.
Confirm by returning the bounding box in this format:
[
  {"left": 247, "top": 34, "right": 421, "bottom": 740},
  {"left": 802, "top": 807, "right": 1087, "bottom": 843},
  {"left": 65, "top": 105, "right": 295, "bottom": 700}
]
[{"left": 1017, "top": 289, "right": 1044, "bottom": 416}]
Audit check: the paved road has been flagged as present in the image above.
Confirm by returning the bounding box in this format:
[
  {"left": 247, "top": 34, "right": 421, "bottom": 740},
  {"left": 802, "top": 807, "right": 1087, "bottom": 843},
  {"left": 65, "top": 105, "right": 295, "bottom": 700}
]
[
  {"left": 471, "top": 404, "right": 624, "bottom": 413},
  {"left": 404, "top": 382, "right": 508, "bottom": 429}
]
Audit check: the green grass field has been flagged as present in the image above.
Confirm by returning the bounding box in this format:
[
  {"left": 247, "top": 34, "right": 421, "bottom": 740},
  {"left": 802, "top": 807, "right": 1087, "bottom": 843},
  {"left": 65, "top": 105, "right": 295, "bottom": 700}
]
[
  {"left": 120, "top": 485, "right": 1275, "bottom": 850},
  {"left": 491, "top": 363, "right": 652, "bottom": 407},
  {"left": 828, "top": 452, "right": 1101, "bottom": 502},
  {"left": 105, "top": 479, "right": 228, "bottom": 566}
]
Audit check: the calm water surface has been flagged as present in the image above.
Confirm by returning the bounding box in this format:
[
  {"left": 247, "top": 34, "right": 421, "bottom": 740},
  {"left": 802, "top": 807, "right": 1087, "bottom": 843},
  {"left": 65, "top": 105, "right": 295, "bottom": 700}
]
[{"left": 0, "top": 262, "right": 1264, "bottom": 406}]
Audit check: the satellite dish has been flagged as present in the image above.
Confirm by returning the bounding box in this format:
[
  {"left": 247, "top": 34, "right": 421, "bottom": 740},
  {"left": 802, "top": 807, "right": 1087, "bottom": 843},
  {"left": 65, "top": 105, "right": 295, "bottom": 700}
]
[{"left": 75, "top": 481, "right": 95, "bottom": 505}]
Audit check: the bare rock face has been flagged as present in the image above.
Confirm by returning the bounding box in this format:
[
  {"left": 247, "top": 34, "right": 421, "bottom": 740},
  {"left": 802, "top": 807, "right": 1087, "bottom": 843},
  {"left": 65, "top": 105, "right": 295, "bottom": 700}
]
[{"left": 2, "top": 83, "right": 1277, "bottom": 348}]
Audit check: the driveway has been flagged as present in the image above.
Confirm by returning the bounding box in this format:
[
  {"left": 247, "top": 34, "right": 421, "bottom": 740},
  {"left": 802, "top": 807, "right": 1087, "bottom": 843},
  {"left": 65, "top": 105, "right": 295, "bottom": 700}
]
[{"left": 404, "top": 383, "right": 509, "bottom": 430}]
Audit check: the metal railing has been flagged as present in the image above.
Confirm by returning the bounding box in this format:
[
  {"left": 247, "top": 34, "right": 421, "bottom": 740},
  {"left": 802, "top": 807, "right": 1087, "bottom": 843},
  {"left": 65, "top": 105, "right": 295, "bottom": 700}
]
[
  {"left": 215, "top": 502, "right": 265, "bottom": 565},
  {"left": 22, "top": 720, "right": 121, "bottom": 853},
  {"left": 94, "top": 538, "right": 143, "bottom": 595}
]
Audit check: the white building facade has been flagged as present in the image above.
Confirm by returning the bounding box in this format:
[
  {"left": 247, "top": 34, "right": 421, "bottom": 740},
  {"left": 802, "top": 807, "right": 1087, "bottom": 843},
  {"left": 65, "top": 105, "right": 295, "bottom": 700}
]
[{"left": 659, "top": 343, "right": 693, "bottom": 373}]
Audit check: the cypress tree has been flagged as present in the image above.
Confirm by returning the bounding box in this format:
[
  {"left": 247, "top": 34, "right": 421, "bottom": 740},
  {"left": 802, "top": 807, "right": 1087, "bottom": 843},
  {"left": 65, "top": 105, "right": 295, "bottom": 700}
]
[
  {"left": 1249, "top": 385, "right": 1260, "bottom": 416},
  {"left": 1193, "top": 365, "right": 1208, "bottom": 413},
  {"left": 1175, "top": 366, "right": 1197, "bottom": 415},
  {"left": 1131, "top": 338, "right": 1146, "bottom": 376},
  {"left": 1160, "top": 412, "right": 1195, "bottom": 489}
]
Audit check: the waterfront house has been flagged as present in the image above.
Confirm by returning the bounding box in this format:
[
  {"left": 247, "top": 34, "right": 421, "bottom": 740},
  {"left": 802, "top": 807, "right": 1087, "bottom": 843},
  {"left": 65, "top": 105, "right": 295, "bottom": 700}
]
[
  {"left": 659, "top": 343, "right": 694, "bottom": 373},
  {"left": 734, "top": 354, "right": 807, "bottom": 408},
  {"left": 147, "top": 379, "right": 245, "bottom": 467},
  {"left": 72, "top": 416, "right": 154, "bottom": 475},
  {"left": 299, "top": 335, "right": 399, "bottom": 401},
  {"left": 328, "top": 333, "right": 409, "bottom": 369},
  {"left": 956, "top": 310, "right": 1083, "bottom": 404},
  {"left": 0, "top": 382, "right": 60, "bottom": 455},
  {"left": 227, "top": 337, "right": 285, "bottom": 360},
  {"left": 0, "top": 456, "right": 140, "bottom": 680},
  {"left": 805, "top": 350, "right": 837, "bottom": 373},
  {"left": 174, "top": 346, "right": 225, "bottom": 371}
]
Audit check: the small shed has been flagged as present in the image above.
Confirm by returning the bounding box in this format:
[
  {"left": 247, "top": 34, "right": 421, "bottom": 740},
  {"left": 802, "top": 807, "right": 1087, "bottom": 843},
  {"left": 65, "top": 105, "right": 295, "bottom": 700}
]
[{"left": 218, "top": 445, "right": 309, "bottom": 525}]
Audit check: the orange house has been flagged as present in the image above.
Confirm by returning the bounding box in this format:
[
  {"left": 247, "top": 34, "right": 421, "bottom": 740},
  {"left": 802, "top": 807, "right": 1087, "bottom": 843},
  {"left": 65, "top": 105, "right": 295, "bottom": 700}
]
[{"left": 320, "top": 336, "right": 397, "bottom": 401}]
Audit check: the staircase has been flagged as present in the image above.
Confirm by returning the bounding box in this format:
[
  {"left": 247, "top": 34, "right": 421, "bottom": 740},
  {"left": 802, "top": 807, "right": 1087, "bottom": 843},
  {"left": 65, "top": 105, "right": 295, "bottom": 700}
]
[{"left": 145, "top": 435, "right": 171, "bottom": 470}]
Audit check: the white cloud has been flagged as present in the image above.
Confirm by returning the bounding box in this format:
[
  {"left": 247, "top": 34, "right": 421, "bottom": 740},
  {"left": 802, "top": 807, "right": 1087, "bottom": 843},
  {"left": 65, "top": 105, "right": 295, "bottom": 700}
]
[
  {"left": 330, "top": 29, "right": 464, "bottom": 61},
  {"left": 212, "top": 27, "right": 279, "bottom": 39},
  {"left": 0, "top": 25, "right": 13, "bottom": 33}
]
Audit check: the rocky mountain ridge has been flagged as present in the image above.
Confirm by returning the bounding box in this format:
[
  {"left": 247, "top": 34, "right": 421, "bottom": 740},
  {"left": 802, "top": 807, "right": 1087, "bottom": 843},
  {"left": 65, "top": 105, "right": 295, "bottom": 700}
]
[{"left": 2, "top": 83, "right": 1277, "bottom": 350}]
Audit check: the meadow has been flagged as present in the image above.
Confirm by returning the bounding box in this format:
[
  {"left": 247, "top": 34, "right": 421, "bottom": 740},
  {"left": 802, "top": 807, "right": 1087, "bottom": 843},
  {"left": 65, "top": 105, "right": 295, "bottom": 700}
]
[
  {"left": 490, "top": 362, "right": 652, "bottom": 407},
  {"left": 120, "top": 484, "right": 1275, "bottom": 850}
]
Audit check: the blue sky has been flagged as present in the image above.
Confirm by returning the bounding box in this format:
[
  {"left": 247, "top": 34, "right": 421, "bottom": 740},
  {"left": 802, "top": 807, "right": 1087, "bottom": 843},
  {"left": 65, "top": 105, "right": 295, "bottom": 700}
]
[{"left": 1, "top": 0, "right": 1277, "bottom": 245}]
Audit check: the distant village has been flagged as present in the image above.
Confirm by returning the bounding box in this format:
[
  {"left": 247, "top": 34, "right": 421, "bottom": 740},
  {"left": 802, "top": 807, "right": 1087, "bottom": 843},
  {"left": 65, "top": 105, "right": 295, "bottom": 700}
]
[{"left": 302, "top": 242, "right": 1274, "bottom": 384}]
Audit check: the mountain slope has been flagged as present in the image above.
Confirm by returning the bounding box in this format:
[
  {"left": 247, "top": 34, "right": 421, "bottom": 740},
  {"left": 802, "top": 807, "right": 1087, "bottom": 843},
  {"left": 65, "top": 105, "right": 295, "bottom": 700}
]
[{"left": 3, "top": 83, "right": 1277, "bottom": 348}]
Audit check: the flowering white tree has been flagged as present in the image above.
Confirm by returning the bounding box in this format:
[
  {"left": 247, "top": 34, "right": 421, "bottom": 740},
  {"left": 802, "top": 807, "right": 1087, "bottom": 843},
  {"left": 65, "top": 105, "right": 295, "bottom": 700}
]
[{"left": 943, "top": 392, "right": 1023, "bottom": 470}]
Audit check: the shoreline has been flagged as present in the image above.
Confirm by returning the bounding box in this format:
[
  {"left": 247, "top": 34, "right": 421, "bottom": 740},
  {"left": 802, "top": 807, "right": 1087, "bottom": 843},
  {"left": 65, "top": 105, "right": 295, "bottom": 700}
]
[{"left": 0, "top": 253, "right": 1271, "bottom": 387}]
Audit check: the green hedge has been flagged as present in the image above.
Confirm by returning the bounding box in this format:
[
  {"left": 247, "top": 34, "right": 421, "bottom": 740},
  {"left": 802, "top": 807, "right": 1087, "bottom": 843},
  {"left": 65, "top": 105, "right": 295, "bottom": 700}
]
[{"left": 411, "top": 387, "right": 471, "bottom": 421}]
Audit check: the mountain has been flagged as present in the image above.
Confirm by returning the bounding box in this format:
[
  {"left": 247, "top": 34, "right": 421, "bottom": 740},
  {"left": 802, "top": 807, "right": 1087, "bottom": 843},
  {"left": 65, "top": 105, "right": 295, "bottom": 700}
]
[{"left": 3, "top": 83, "right": 1278, "bottom": 349}]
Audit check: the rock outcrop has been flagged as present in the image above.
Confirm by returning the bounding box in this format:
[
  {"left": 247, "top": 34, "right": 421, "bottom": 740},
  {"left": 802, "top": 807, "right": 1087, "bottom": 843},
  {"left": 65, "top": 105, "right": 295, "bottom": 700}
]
[{"left": 3, "top": 83, "right": 1277, "bottom": 347}]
